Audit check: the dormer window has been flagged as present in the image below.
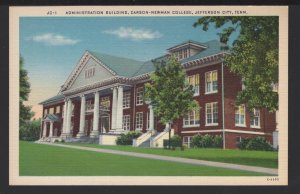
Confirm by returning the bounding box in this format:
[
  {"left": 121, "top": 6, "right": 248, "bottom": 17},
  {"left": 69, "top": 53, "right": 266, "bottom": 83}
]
[
  {"left": 167, "top": 40, "right": 207, "bottom": 61},
  {"left": 85, "top": 67, "right": 95, "bottom": 79}
]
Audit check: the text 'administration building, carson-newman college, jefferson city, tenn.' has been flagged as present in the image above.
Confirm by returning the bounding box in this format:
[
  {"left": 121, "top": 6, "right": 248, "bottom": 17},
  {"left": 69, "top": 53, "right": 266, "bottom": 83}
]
[{"left": 38, "top": 39, "right": 278, "bottom": 149}]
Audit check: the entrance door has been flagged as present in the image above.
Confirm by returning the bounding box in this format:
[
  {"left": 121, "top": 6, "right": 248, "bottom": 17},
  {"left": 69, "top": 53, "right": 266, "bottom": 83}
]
[{"left": 100, "top": 116, "right": 110, "bottom": 133}]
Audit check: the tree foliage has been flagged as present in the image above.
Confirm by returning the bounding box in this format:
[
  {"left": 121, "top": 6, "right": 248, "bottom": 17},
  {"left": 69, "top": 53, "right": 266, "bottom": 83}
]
[
  {"left": 20, "top": 56, "right": 33, "bottom": 126},
  {"left": 144, "top": 56, "right": 198, "bottom": 126},
  {"left": 194, "top": 17, "right": 278, "bottom": 111},
  {"left": 19, "top": 119, "right": 41, "bottom": 141}
]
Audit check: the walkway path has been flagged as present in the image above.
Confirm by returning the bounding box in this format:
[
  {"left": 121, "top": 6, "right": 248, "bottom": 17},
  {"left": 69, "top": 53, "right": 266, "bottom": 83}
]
[{"left": 38, "top": 142, "right": 278, "bottom": 175}]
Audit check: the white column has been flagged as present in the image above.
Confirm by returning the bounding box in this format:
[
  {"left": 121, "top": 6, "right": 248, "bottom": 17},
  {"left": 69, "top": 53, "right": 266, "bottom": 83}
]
[
  {"left": 111, "top": 87, "right": 118, "bottom": 130},
  {"left": 165, "top": 123, "right": 170, "bottom": 131},
  {"left": 116, "top": 86, "right": 123, "bottom": 130},
  {"left": 43, "top": 122, "right": 47, "bottom": 137},
  {"left": 77, "top": 94, "right": 86, "bottom": 138},
  {"left": 62, "top": 99, "right": 68, "bottom": 134},
  {"left": 91, "top": 91, "right": 100, "bottom": 137},
  {"left": 273, "top": 110, "right": 279, "bottom": 149},
  {"left": 149, "top": 105, "right": 154, "bottom": 131},
  {"left": 49, "top": 121, "right": 53, "bottom": 137},
  {"left": 65, "top": 99, "right": 72, "bottom": 136}
]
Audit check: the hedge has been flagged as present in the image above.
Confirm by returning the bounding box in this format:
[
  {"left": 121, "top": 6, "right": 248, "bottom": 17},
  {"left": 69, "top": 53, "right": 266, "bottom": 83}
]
[
  {"left": 116, "top": 131, "right": 142, "bottom": 145},
  {"left": 237, "top": 136, "right": 274, "bottom": 151},
  {"left": 163, "top": 135, "right": 182, "bottom": 149},
  {"left": 190, "top": 134, "right": 223, "bottom": 148}
]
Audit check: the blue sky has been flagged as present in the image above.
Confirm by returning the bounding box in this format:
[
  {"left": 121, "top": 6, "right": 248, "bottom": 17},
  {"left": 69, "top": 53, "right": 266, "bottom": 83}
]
[{"left": 20, "top": 16, "right": 238, "bottom": 118}]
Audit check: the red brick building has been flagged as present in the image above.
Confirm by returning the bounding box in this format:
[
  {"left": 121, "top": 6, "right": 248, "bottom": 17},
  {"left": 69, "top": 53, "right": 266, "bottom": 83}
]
[{"left": 39, "top": 40, "right": 277, "bottom": 149}]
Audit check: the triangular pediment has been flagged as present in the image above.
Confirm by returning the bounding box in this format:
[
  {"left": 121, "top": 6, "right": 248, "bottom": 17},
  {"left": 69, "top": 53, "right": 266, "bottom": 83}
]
[{"left": 61, "top": 51, "right": 117, "bottom": 91}]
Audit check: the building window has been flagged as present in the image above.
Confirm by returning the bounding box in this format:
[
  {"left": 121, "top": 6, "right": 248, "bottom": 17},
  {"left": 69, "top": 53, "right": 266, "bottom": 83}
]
[
  {"left": 123, "top": 92, "right": 130, "bottom": 108},
  {"left": 236, "top": 136, "right": 242, "bottom": 146},
  {"left": 183, "top": 106, "right": 200, "bottom": 127},
  {"left": 135, "top": 112, "right": 143, "bottom": 130},
  {"left": 183, "top": 136, "right": 192, "bottom": 148},
  {"left": 205, "top": 70, "right": 218, "bottom": 94},
  {"left": 206, "top": 102, "right": 218, "bottom": 125},
  {"left": 86, "top": 100, "right": 94, "bottom": 112},
  {"left": 183, "top": 48, "right": 188, "bottom": 58},
  {"left": 188, "top": 74, "right": 200, "bottom": 96},
  {"left": 100, "top": 96, "right": 110, "bottom": 111},
  {"left": 49, "top": 107, "right": 54, "bottom": 114},
  {"left": 136, "top": 87, "right": 144, "bottom": 105},
  {"left": 56, "top": 106, "right": 61, "bottom": 114},
  {"left": 178, "top": 50, "right": 183, "bottom": 60},
  {"left": 44, "top": 109, "right": 48, "bottom": 116},
  {"left": 85, "top": 67, "right": 95, "bottom": 79},
  {"left": 235, "top": 104, "right": 246, "bottom": 127},
  {"left": 250, "top": 108, "right": 260, "bottom": 128},
  {"left": 123, "top": 115, "right": 130, "bottom": 131}
]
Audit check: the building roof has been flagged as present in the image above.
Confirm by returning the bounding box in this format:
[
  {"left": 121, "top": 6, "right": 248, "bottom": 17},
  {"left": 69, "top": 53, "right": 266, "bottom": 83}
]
[
  {"left": 167, "top": 40, "right": 208, "bottom": 51},
  {"left": 43, "top": 114, "right": 61, "bottom": 122},
  {"left": 39, "top": 94, "right": 64, "bottom": 105},
  {"left": 180, "top": 40, "right": 226, "bottom": 64},
  {"left": 40, "top": 39, "right": 225, "bottom": 105},
  {"left": 88, "top": 51, "right": 145, "bottom": 77}
]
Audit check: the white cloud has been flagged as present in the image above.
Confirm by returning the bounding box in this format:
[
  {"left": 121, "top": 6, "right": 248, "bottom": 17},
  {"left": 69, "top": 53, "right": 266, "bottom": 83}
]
[
  {"left": 103, "top": 27, "right": 162, "bottom": 41},
  {"left": 30, "top": 33, "right": 80, "bottom": 46}
]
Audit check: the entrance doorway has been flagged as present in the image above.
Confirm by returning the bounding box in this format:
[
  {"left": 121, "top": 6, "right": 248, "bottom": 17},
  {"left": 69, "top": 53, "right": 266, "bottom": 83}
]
[{"left": 100, "top": 115, "right": 110, "bottom": 133}]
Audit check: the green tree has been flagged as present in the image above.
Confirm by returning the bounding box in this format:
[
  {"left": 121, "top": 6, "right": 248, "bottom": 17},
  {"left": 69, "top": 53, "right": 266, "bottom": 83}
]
[
  {"left": 145, "top": 56, "right": 197, "bottom": 148},
  {"left": 20, "top": 118, "right": 41, "bottom": 141},
  {"left": 194, "top": 17, "right": 278, "bottom": 112},
  {"left": 20, "top": 56, "right": 33, "bottom": 126}
]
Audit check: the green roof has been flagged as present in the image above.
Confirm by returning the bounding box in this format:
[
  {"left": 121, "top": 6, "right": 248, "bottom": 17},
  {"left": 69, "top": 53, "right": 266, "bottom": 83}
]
[
  {"left": 180, "top": 40, "right": 225, "bottom": 63},
  {"left": 39, "top": 94, "right": 64, "bottom": 105},
  {"left": 43, "top": 114, "right": 61, "bottom": 122},
  {"left": 88, "top": 51, "right": 145, "bottom": 77}
]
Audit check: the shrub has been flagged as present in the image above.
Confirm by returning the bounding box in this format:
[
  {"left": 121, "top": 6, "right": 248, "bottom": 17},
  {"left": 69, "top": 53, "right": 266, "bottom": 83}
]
[
  {"left": 163, "top": 135, "right": 182, "bottom": 149},
  {"left": 202, "top": 134, "right": 213, "bottom": 147},
  {"left": 54, "top": 139, "right": 59, "bottom": 143},
  {"left": 61, "top": 139, "right": 65, "bottom": 143},
  {"left": 212, "top": 135, "right": 223, "bottom": 148},
  {"left": 116, "top": 131, "right": 142, "bottom": 145},
  {"left": 237, "top": 136, "right": 273, "bottom": 151},
  {"left": 237, "top": 138, "right": 250, "bottom": 150},
  {"left": 191, "top": 134, "right": 223, "bottom": 148},
  {"left": 246, "top": 136, "right": 274, "bottom": 151},
  {"left": 19, "top": 119, "right": 41, "bottom": 141},
  {"left": 191, "top": 134, "right": 203, "bottom": 148}
]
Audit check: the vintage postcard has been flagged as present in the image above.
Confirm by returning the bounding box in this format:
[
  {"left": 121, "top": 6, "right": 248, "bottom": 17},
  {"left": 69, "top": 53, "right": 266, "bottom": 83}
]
[{"left": 9, "top": 6, "right": 288, "bottom": 185}]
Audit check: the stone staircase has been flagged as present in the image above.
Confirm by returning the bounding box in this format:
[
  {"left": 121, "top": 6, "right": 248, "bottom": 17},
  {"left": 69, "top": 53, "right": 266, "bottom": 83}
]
[{"left": 138, "top": 138, "right": 151, "bottom": 147}]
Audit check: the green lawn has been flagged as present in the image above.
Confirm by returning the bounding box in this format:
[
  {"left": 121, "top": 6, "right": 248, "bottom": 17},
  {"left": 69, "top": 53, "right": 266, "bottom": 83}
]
[
  {"left": 20, "top": 141, "right": 268, "bottom": 176},
  {"left": 65, "top": 143, "right": 278, "bottom": 169}
]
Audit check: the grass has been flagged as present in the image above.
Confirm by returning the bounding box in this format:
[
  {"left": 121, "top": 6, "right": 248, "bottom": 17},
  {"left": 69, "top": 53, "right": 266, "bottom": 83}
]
[
  {"left": 64, "top": 143, "right": 278, "bottom": 169},
  {"left": 20, "top": 141, "right": 269, "bottom": 176}
]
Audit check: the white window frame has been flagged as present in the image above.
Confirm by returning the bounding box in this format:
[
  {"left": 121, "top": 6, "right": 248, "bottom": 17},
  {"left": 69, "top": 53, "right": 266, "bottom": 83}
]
[
  {"left": 56, "top": 106, "right": 61, "bottom": 114},
  {"left": 188, "top": 74, "right": 200, "bottom": 96},
  {"left": 85, "top": 100, "right": 94, "bottom": 112},
  {"left": 100, "top": 96, "right": 110, "bottom": 111},
  {"left": 235, "top": 104, "right": 246, "bottom": 127},
  {"left": 123, "top": 115, "right": 130, "bottom": 131},
  {"left": 49, "top": 107, "right": 54, "bottom": 114},
  {"left": 183, "top": 108, "right": 200, "bottom": 127},
  {"left": 250, "top": 108, "right": 261, "bottom": 128},
  {"left": 85, "top": 67, "right": 95, "bottom": 79},
  {"left": 205, "top": 70, "right": 218, "bottom": 94},
  {"left": 205, "top": 102, "right": 218, "bottom": 126},
  {"left": 183, "top": 136, "right": 192, "bottom": 148},
  {"left": 135, "top": 112, "right": 143, "bottom": 130},
  {"left": 123, "top": 92, "right": 131, "bottom": 109},
  {"left": 136, "top": 87, "right": 144, "bottom": 106},
  {"left": 183, "top": 48, "right": 188, "bottom": 59}
]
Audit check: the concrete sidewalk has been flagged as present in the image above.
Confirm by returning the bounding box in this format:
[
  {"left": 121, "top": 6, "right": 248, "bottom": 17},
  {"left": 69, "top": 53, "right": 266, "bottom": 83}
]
[{"left": 38, "top": 142, "right": 278, "bottom": 175}]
